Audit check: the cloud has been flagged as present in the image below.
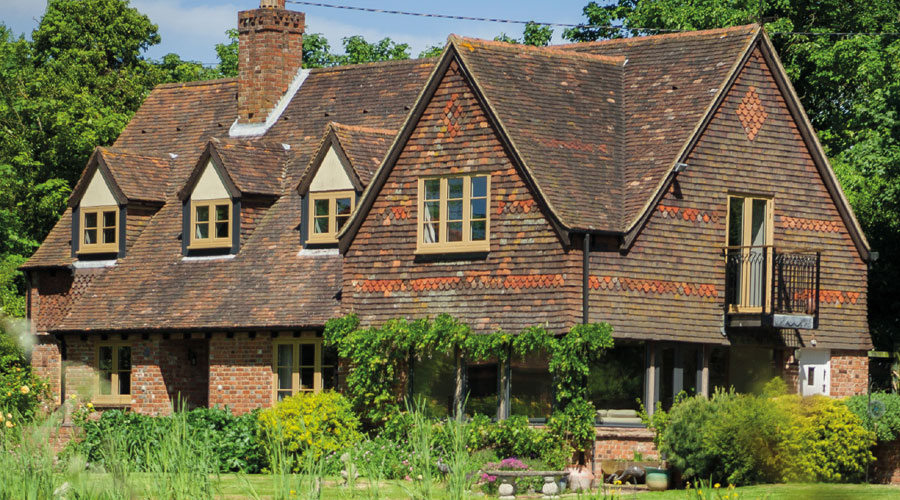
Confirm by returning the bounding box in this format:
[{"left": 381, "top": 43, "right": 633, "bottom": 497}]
[
  {"left": 133, "top": 0, "right": 240, "bottom": 63},
  {"left": 0, "top": 0, "right": 47, "bottom": 36}
]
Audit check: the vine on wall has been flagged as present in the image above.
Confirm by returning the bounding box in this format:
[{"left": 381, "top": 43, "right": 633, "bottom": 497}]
[{"left": 324, "top": 313, "right": 614, "bottom": 455}]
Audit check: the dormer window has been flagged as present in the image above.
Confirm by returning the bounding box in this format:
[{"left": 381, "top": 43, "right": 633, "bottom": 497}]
[
  {"left": 190, "top": 199, "right": 233, "bottom": 249},
  {"left": 307, "top": 190, "right": 355, "bottom": 244},
  {"left": 417, "top": 174, "right": 490, "bottom": 253},
  {"left": 80, "top": 206, "right": 119, "bottom": 254}
]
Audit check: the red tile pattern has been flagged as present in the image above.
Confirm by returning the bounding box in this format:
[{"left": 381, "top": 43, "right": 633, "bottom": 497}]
[
  {"left": 781, "top": 215, "right": 841, "bottom": 233},
  {"left": 590, "top": 276, "right": 718, "bottom": 298},
  {"left": 657, "top": 204, "right": 719, "bottom": 224},
  {"left": 356, "top": 273, "right": 566, "bottom": 294},
  {"left": 736, "top": 86, "right": 768, "bottom": 141}
]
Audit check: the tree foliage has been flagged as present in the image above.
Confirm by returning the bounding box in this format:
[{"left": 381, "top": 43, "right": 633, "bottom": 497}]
[
  {"left": 566, "top": 0, "right": 900, "bottom": 351},
  {"left": 495, "top": 21, "right": 554, "bottom": 46}
]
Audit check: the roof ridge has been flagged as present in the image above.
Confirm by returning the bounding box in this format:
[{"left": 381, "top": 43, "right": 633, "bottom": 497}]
[
  {"left": 330, "top": 123, "right": 396, "bottom": 135},
  {"left": 554, "top": 23, "right": 759, "bottom": 49},
  {"left": 309, "top": 57, "right": 438, "bottom": 75},
  {"left": 153, "top": 78, "right": 238, "bottom": 90},
  {"left": 451, "top": 35, "right": 625, "bottom": 65},
  {"left": 97, "top": 146, "right": 174, "bottom": 160}
]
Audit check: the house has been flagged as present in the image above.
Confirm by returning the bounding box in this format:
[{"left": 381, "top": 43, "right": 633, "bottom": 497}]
[{"left": 25, "top": 0, "right": 872, "bottom": 462}]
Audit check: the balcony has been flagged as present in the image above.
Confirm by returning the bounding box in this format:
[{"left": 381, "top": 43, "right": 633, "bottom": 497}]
[{"left": 723, "top": 246, "right": 820, "bottom": 329}]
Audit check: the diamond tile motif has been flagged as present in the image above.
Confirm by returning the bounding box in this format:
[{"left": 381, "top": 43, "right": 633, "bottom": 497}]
[
  {"left": 736, "top": 86, "right": 768, "bottom": 141},
  {"left": 441, "top": 94, "right": 464, "bottom": 140}
]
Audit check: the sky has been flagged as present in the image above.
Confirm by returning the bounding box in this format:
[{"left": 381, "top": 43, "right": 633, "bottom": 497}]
[{"left": 0, "top": 1, "right": 599, "bottom": 64}]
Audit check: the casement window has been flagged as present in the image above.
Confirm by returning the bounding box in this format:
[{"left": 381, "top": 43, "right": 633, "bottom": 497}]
[
  {"left": 417, "top": 175, "right": 490, "bottom": 253},
  {"left": 272, "top": 340, "right": 337, "bottom": 401},
  {"left": 189, "top": 199, "right": 232, "bottom": 249},
  {"left": 509, "top": 353, "right": 553, "bottom": 420},
  {"left": 725, "top": 195, "right": 774, "bottom": 311},
  {"left": 307, "top": 190, "right": 355, "bottom": 244},
  {"left": 96, "top": 343, "right": 131, "bottom": 404},
  {"left": 79, "top": 206, "right": 118, "bottom": 254}
]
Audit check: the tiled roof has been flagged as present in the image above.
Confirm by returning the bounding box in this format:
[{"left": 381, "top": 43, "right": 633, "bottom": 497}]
[
  {"left": 68, "top": 147, "right": 173, "bottom": 206},
  {"left": 330, "top": 123, "right": 394, "bottom": 185},
  {"left": 27, "top": 58, "right": 435, "bottom": 331}
]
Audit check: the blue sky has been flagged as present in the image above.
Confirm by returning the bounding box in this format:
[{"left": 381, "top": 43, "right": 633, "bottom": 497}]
[{"left": 0, "top": 1, "right": 598, "bottom": 64}]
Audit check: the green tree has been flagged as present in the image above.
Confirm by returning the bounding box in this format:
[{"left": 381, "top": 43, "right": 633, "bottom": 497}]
[
  {"left": 566, "top": 0, "right": 900, "bottom": 352},
  {"left": 215, "top": 29, "right": 239, "bottom": 77},
  {"left": 495, "top": 21, "right": 554, "bottom": 46}
]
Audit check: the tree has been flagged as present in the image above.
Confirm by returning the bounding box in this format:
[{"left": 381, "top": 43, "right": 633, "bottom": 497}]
[
  {"left": 495, "top": 21, "right": 554, "bottom": 46},
  {"left": 566, "top": 0, "right": 900, "bottom": 351}
]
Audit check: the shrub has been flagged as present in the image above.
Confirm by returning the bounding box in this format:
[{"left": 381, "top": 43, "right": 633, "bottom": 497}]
[
  {"left": 844, "top": 391, "right": 900, "bottom": 442},
  {"left": 258, "top": 391, "right": 363, "bottom": 466},
  {"left": 0, "top": 332, "right": 50, "bottom": 420}
]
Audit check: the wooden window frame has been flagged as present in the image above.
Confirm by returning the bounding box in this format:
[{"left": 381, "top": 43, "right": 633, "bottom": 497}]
[
  {"left": 95, "top": 342, "right": 132, "bottom": 405},
  {"left": 725, "top": 194, "right": 774, "bottom": 313},
  {"left": 189, "top": 198, "right": 232, "bottom": 249},
  {"left": 416, "top": 174, "right": 491, "bottom": 254},
  {"left": 307, "top": 190, "right": 356, "bottom": 244},
  {"left": 79, "top": 206, "right": 119, "bottom": 254},
  {"left": 272, "top": 339, "right": 335, "bottom": 402}
]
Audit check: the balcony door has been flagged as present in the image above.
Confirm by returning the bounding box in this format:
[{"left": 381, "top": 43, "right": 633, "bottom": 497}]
[{"left": 727, "top": 196, "right": 773, "bottom": 312}]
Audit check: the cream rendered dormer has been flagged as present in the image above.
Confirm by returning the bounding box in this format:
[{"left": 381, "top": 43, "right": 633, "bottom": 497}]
[
  {"left": 306, "top": 145, "right": 356, "bottom": 244},
  {"left": 181, "top": 158, "right": 237, "bottom": 254},
  {"left": 77, "top": 169, "right": 121, "bottom": 255}
]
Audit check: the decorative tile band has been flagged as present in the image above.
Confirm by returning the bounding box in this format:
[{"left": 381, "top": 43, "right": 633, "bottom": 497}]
[
  {"left": 657, "top": 204, "right": 719, "bottom": 224},
  {"left": 590, "top": 276, "right": 718, "bottom": 297},
  {"left": 497, "top": 199, "right": 535, "bottom": 215},
  {"left": 355, "top": 273, "right": 566, "bottom": 293},
  {"left": 780, "top": 216, "right": 840, "bottom": 233}
]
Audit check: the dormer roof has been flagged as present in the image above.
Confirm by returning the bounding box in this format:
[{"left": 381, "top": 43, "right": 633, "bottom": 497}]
[
  {"left": 178, "top": 138, "right": 289, "bottom": 200},
  {"left": 297, "top": 122, "right": 394, "bottom": 195},
  {"left": 68, "top": 147, "right": 172, "bottom": 207}
]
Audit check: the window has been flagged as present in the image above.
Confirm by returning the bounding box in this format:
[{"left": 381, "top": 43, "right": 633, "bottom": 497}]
[
  {"left": 97, "top": 343, "right": 131, "bottom": 404},
  {"left": 411, "top": 351, "right": 457, "bottom": 417},
  {"left": 190, "top": 199, "right": 232, "bottom": 249},
  {"left": 417, "top": 175, "right": 490, "bottom": 253},
  {"left": 726, "top": 195, "right": 773, "bottom": 311},
  {"left": 272, "top": 340, "right": 335, "bottom": 401},
  {"left": 465, "top": 358, "right": 499, "bottom": 417},
  {"left": 510, "top": 353, "right": 553, "bottom": 421},
  {"left": 79, "top": 206, "right": 118, "bottom": 254},
  {"left": 307, "top": 190, "right": 355, "bottom": 244}
]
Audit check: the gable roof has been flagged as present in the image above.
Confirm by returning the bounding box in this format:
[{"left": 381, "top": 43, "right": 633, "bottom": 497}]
[
  {"left": 178, "top": 138, "right": 289, "bottom": 200},
  {"left": 68, "top": 147, "right": 172, "bottom": 207},
  {"left": 341, "top": 25, "right": 871, "bottom": 261},
  {"left": 297, "top": 122, "right": 395, "bottom": 194}
]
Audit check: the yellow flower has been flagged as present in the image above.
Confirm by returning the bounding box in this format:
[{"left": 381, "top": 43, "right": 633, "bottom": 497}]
[
  {"left": 715, "top": 483, "right": 721, "bottom": 488},
  {"left": 4, "top": 421, "right": 12, "bottom": 428},
  {"left": 20, "top": 385, "right": 30, "bottom": 394},
  {"left": 5, "top": 413, "right": 10, "bottom": 419},
  {"left": 0, "top": 414, "right": 3, "bottom": 422},
  {"left": 614, "top": 480, "right": 622, "bottom": 485},
  {"left": 87, "top": 403, "right": 93, "bottom": 409}
]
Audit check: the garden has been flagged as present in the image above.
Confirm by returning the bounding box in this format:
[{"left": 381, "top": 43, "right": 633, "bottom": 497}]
[{"left": 3, "top": 315, "right": 900, "bottom": 499}]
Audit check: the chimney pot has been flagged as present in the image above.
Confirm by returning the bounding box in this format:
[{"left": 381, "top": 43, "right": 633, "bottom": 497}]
[{"left": 260, "top": 0, "right": 286, "bottom": 8}]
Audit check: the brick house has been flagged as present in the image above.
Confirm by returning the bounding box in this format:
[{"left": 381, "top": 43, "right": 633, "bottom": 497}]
[{"left": 24, "top": 1, "right": 872, "bottom": 462}]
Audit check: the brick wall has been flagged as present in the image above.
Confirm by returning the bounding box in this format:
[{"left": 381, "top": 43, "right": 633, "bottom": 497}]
[
  {"left": 31, "top": 336, "right": 62, "bottom": 405},
  {"left": 587, "top": 48, "right": 869, "bottom": 350},
  {"left": 830, "top": 349, "right": 868, "bottom": 397},
  {"left": 780, "top": 349, "right": 800, "bottom": 394},
  {"left": 208, "top": 332, "right": 272, "bottom": 414},
  {"left": 874, "top": 440, "right": 900, "bottom": 485},
  {"left": 593, "top": 427, "right": 657, "bottom": 476},
  {"left": 342, "top": 59, "right": 581, "bottom": 333}
]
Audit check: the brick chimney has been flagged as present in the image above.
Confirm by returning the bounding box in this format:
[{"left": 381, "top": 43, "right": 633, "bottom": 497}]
[{"left": 237, "top": 0, "right": 304, "bottom": 124}]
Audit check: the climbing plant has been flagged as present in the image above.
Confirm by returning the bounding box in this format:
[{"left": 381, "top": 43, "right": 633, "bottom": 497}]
[{"left": 323, "top": 313, "right": 614, "bottom": 455}]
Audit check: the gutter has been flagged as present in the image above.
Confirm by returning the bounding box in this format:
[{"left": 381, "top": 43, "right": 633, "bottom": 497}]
[{"left": 583, "top": 233, "right": 591, "bottom": 324}]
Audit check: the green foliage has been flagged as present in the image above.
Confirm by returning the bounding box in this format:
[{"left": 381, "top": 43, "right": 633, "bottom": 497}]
[
  {"left": 258, "top": 391, "right": 363, "bottom": 466},
  {"left": 566, "top": 0, "right": 900, "bottom": 353},
  {"left": 418, "top": 45, "right": 445, "bottom": 58},
  {"left": 215, "top": 29, "right": 239, "bottom": 77},
  {"left": 300, "top": 33, "right": 411, "bottom": 69},
  {"left": 0, "top": 331, "right": 49, "bottom": 420},
  {"left": 845, "top": 391, "right": 900, "bottom": 442},
  {"left": 69, "top": 406, "right": 265, "bottom": 473},
  {"left": 662, "top": 387, "right": 875, "bottom": 485},
  {"left": 495, "top": 21, "right": 554, "bottom": 46}
]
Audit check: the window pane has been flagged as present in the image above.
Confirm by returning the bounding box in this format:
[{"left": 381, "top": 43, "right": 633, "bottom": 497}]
[
  {"left": 471, "top": 220, "right": 486, "bottom": 241},
  {"left": 423, "top": 201, "right": 440, "bottom": 243},
  {"left": 103, "top": 228, "right": 116, "bottom": 244},
  {"left": 215, "top": 222, "right": 229, "bottom": 239},
  {"left": 99, "top": 371, "right": 112, "bottom": 395},
  {"left": 277, "top": 344, "right": 293, "bottom": 368},
  {"left": 336, "top": 198, "right": 352, "bottom": 216},
  {"left": 103, "top": 211, "right": 116, "bottom": 227},
  {"left": 412, "top": 351, "right": 456, "bottom": 418},
  {"left": 425, "top": 179, "right": 440, "bottom": 200},
  {"left": 510, "top": 353, "right": 552, "bottom": 420},
  {"left": 466, "top": 358, "right": 498, "bottom": 417},
  {"left": 300, "top": 368, "right": 314, "bottom": 390},
  {"left": 278, "top": 367, "right": 293, "bottom": 390},
  {"left": 314, "top": 216, "right": 329, "bottom": 234},
  {"left": 728, "top": 197, "right": 744, "bottom": 247},
  {"left": 448, "top": 178, "right": 463, "bottom": 199},
  {"left": 84, "top": 212, "right": 98, "bottom": 228},
  {"left": 195, "top": 223, "right": 209, "bottom": 239},
  {"left": 216, "top": 204, "right": 229, "bottom": 222},
  {"left": 314, "top": 199, "right": 329, "bottom": 217},
  {"left": 118, "top": 371, "right": 131, "bottom": 396},
  {"left": 300, "top": 344, "right": 315, "bottom": 366},
  {"left": 659, "top": 347, "right": 675, "bottom": 410},
  {"left": 751, "top": 199, "right": 767, "bottom": 246},
  {"left": 471, "top": 176, "right": 487, "bottom": 198},
  {"left": 84, "top": 229, "right": 97, "bottom": 245},
  {"left": 470, "top": 198, "right": 486, "bottom": 220},
  {"left": 709, "top": 347, "right": 729, "bottom": 392},
  {"left": 323, "top": 366, "right": 337, "bottom": 390},
  {"left": 196, "top": 205, "right": 209, "bottom": 223},
  {"left": 118, "top": 347, "right": 131, "bottom": 371},
  {"left": 447, "top": 200, "right": 463, "bottom": 221},
  {"left": 99, "top": 347, "right": 113, "bottom": 371},
  {"left": 683, "top": 347, "right": 699, "bottom": 396},
  {"left": 447, "top": 221, "right": 463, "bottom": 242},
  {"left": 588, "top": 343, "right": 644, "bottom": 412},
  {"left": 336, "top": 216, "right": 350, "bottom": 232}
]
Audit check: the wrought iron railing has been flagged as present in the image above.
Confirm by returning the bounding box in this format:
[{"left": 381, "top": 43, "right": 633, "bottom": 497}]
[{"left": 724, "top": 246, "right": 820, "bottom": 324}]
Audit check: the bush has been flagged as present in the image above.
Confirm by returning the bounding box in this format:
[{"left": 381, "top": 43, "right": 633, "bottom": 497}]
[
  {"left": 662, "top": 387, "right": 876, "bottom": 485},
  {"left": 0, "top": 331, "right": 50, "bottom": 420},
  {"left": 258, "top": 391, "right": 363, "bottom": 466},
  {"left": 69, "top": 405, "right": 264, "bottom": 472},
  {"left": 845, "top": 391, "right": 900, "bottom": 442}
]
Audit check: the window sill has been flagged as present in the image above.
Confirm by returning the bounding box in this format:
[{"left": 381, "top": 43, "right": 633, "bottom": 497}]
[
  {"left": 187, "top": 241, "right": 232, "bottom": 250},
  {"left": 93, "top": 397, "right": 132, "bottom": 407},
  {"left": 78, "top": 246, "right": 118, "bottom": 255},
  {"left": 415, "top": 243, "right": 490, "bottom": 255}
]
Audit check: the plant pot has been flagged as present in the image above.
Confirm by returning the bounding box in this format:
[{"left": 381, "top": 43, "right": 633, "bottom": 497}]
[
  {"left": 644, "top": 467, "right": 669, "bottom": 491},
  {"left": 565, "top": 466, "right": 593, "bottom": 492}
]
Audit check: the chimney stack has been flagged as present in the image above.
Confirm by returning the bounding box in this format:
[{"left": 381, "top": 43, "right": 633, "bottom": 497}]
[{"left": 237, "top": 0, "right": 305, "bottom": 124}]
